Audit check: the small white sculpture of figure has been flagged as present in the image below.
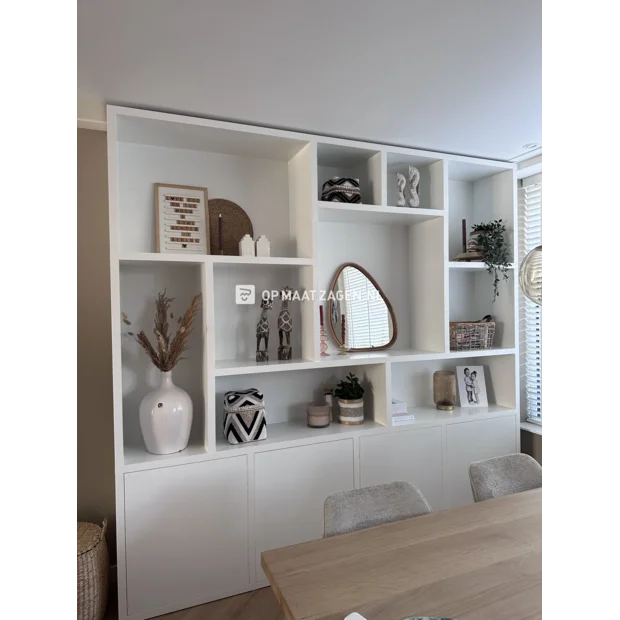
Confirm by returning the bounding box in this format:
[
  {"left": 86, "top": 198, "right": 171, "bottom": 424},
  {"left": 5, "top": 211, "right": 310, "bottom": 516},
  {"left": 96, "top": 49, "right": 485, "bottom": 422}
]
[
  {"left": 396, "top": 173, "right": 407, "bottom": 207},
  {"left": 408, "top": 166, "right": 420, "bottom": 207}
]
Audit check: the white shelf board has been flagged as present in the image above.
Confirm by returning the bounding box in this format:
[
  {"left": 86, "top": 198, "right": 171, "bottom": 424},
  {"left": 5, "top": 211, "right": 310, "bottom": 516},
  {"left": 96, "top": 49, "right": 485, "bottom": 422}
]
[
  {"left": 124, "top": 442, "right": 209, "bottom": 473},
  {"left": 520, "top": 421, "right": 543, "bottom": 436},
  {"left": 317, "top": 201, "right": 445, "bottom": 225},
  {"left": 216, "top": 419, "right": 385, "bottom": 453},
  {"left": 215, "top": 349, "right": 516, "bottom": 375},
  {"left": 383, "top": 349, "right": 449, "bottom": 363},
  {"left": 215, "top": 354, "right": 391, "bottom": 376},
  {"left": 394, "top": 404, "right": 517, "bottom": 429},
  {"left": 449, "top": 261, "right": 514, "bottom": 271},
  {"left": 447, "top": 347, "right": 516, "bottom": 359},
  {"left": 119, "top": 252, "right": 208, "bottom": 265},
  {"left": 318, "top": 348, "right": 512, "bottom": 365},
  {"left": 118, "top": 253, "right": 312, "bottom": 267},
  {"left": 316, "top": 349, "right": 447, "bottom": 367},
  {"left": 215, "top": 358, "right": 319, "bottom": 376},
  {"left": 210, "top": 255, "right": 313, "bottom": 267}
]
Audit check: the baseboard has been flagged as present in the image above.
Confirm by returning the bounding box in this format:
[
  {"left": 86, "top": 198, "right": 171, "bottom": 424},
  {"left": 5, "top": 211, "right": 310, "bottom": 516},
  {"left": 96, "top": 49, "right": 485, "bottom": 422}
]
[{"left": 120, "top": 581, "right": 268, "bottom": 620}]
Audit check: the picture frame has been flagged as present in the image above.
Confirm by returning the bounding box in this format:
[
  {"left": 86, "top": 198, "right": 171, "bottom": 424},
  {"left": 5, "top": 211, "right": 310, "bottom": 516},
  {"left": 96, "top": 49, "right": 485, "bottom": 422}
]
[
  {"left": 456, "top": 365, "right": 489, "bottom": 407},
  {"left": 155, "top": 183, "right": 210, "bottom": 254}
]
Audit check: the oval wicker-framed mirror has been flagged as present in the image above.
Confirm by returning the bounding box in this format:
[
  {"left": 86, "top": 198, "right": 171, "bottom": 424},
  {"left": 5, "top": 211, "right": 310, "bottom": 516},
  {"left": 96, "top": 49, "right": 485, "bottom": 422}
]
[{"left": 327, "top": 262, "right": 398, "bottom": 352}]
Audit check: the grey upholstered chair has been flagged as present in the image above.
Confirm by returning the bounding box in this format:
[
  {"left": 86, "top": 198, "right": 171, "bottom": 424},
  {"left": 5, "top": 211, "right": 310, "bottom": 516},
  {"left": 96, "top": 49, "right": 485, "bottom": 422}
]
[
  {"left": 469, "top": 453, "right": 542, "bottom": 502},
  {"left": 323, "top": 481, "right": 432, "bottom": 538}
]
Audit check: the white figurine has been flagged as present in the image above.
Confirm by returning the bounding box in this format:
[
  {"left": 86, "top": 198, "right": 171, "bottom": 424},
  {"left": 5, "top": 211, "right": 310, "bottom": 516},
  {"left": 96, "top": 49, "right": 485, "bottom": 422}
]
[
  {"left": 408, "top": 166, "right": 420, "bottom": 207},
  {"left": 396, "top": 173, "right": 406, "bottom": 207},
  {"left": 255, "top": 235, "right": 270, "bottom": 257},
  {"left": 239, "top": 234, "right": 255, "bottom": 257}
]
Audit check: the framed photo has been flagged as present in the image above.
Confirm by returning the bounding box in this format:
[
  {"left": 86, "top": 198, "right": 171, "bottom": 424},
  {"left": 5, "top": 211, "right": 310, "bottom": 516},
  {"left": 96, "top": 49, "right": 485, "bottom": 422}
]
[
  {"left": 456, "top": 365, "right": 488, "bottom": 407},
  {"left": 155, "top": 184, "right": 210, "bottom": 254}
]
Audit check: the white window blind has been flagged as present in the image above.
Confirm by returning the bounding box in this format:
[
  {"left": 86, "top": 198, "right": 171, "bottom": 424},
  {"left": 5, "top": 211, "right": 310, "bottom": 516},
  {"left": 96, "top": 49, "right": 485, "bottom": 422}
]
[
  {"left": 342, "top": 269, "right": 390, "bottom": 349},
  {"left": 518, "top": 180, "right": 542, "bottom": 424}
]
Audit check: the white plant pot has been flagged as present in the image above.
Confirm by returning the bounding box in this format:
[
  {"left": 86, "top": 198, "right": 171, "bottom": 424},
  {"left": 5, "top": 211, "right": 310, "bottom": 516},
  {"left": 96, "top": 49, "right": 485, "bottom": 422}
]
[{"left": 139, "top": 371, "right": 193, "bottom": 454}]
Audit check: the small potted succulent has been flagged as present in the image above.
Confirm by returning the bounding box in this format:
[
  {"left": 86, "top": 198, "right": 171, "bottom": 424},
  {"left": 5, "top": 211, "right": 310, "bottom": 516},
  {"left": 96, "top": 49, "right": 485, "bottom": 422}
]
[{"left": 334, "top": 372, "right": 365, "bottom": 425}]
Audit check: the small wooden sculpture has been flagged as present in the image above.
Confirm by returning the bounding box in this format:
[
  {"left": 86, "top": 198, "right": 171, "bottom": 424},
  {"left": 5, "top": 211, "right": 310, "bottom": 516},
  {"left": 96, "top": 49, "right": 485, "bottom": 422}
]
[
  {"left": 277, "top": 286, "right": 293, "bottom": 360},
  {"left": 396, "top": 173, "right": 407, "bottom": 207},
  {"left": 256, "top": 296, "right": 274, "bottom": 362},
  {"left": 408, "top": 165, "right": 420, "bottom": 207}
]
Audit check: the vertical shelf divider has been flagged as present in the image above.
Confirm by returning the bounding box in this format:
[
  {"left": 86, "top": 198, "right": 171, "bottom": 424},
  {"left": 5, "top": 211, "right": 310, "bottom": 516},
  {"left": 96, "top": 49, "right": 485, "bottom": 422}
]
[
  {"left": 379, "top": 151, "right": 388, "bottom": 207},
  {"left": 289, "top": 141, "right": 319, "bottom": 360},
  {"left": 203, "top": 260, "right": 217, "bottom": 453},
  {"left": 407, "top": 159, "right": 448, "bottom": 355},
  {"left": 368, "top": 150, "right": 384, "bottom": 206},
  {"left": 432, "top": 159, "right": 450, "bottom": 352}
]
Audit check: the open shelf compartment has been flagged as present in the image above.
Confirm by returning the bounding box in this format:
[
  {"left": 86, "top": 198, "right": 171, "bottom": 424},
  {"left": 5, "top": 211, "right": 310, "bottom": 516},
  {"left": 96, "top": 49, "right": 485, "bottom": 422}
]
[
  {"left": 316, "top": 142, "right": 382, "bottom": 206},
  {"left": 390, "top": 353, "right": 517, "bottom": 427},
  {"left": 447, "top": 160, "right": 515, "bottom": 261},
  {"left": 316, "top": 213, "right": 447, "bottom": 357},
  {"left": 215, "top": 364, "right": 389, "bottom": 452},
  {"left": 449, "top": 268, "right": 516, "bottom": 349},
  {"left": 386, "top": 152, "right": 443, "bottom": 210},
  {"left": 212, "top": 263, "right": 315, "bottom": 365},
  {"left": 115, "top": 111, "right": 313, "bottom": 259},
  {"left": 119, "top": 261, "right": 207, "bottom": 468}
]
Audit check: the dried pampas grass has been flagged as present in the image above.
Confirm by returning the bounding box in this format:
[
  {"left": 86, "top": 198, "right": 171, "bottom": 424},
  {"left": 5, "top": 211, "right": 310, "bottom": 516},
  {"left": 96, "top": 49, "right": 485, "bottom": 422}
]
[{"left": 135, "top": 291, "right": 201, "bottom": 372}]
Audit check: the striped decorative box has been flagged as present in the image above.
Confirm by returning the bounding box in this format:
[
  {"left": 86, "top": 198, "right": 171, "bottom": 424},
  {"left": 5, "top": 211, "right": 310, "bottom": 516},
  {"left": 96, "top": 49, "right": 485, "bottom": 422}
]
[
  {"left": 223, "top": 388, "right": 267, "bottom": 444},
  {"left": 321, "top": 177, "right": 362, "bottom": 203}
]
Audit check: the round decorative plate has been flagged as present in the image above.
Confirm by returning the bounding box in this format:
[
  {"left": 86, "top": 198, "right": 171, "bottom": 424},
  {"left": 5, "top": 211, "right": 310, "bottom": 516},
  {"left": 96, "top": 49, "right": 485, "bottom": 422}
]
[{"left": 208, "top": 199, "right": 253, "bottom": 256}]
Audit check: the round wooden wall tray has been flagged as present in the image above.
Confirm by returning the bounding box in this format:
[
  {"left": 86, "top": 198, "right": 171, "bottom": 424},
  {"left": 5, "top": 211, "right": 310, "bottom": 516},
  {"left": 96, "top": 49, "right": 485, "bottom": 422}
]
[{"left": 208, "top": 199, "right": 254, "bottom": 256}]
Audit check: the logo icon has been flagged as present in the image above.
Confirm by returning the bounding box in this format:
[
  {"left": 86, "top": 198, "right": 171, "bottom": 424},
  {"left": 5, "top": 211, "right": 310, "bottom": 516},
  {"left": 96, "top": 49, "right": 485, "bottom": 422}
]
[{"left": 235, "top": 285, "right": 255, "bottom": 305}]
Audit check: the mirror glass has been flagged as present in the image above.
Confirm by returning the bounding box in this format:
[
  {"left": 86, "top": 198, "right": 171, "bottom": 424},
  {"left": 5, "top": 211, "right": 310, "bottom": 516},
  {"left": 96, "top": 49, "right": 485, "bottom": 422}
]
[{"left": 328, "top": 264, "right": 397, "bottom": 351}]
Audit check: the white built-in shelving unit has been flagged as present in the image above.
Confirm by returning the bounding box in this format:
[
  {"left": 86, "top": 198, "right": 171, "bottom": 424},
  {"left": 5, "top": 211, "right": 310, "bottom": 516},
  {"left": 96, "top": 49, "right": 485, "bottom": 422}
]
[{"left": 107, "top": 106, "right": 519, "bottom": 620}]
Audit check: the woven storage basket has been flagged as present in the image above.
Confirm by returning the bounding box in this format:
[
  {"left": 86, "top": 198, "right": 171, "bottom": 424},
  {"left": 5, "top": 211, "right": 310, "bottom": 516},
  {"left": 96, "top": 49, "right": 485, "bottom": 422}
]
[
  {"left": 78, "top": 519, "right": 109, "bottom": 620},
  {"left": 449, "top": 321, "right": 495, "bottom": 351}
]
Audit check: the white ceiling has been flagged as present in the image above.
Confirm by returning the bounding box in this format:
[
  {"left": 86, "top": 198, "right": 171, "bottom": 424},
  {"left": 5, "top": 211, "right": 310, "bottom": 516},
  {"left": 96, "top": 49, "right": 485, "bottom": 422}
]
[{"left": 77, "top": 0, "right": 541, "bottom": 161}]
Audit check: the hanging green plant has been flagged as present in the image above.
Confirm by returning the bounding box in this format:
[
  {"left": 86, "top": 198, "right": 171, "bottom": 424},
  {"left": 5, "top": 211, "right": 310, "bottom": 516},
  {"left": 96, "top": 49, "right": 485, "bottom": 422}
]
[{"left": 472, "top": 219, "right": 511, "bottom": 302}]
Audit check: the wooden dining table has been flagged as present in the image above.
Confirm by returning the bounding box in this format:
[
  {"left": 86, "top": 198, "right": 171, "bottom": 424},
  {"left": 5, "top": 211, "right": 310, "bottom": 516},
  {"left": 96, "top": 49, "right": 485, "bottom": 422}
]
[{"left": 262, "top": 488, "right": 541, "bottom": 620}]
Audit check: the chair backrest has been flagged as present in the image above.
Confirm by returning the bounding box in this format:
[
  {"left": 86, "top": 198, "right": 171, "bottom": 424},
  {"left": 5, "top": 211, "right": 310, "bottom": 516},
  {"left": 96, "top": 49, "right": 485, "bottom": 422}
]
[
  {"left": 469, "top": 453, "right": 542, "bottom": 502},
  {"left": 323, "top": 481, "right": 432, "bottom": 538}
]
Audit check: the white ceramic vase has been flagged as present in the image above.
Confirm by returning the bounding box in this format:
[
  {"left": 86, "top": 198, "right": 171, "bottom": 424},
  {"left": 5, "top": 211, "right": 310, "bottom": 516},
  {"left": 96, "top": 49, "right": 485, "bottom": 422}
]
[{"left": 139, "top": 371, "right": 193, "bottom": 455}]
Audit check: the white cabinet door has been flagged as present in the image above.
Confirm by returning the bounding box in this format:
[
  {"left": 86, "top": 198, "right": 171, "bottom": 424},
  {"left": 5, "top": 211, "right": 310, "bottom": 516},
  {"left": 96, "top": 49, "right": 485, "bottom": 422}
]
[
  {"left": 254, "top": 439, "right": 354, "bottom": 580},
  {"left": 360, "top": 426, "right": 444, "bottom": 510},
  {"left": 445, "top": 415, "right": 518, "bottom": 509},
  {"left": 124, "top": 456, "right": 249, "bottom": 617}
]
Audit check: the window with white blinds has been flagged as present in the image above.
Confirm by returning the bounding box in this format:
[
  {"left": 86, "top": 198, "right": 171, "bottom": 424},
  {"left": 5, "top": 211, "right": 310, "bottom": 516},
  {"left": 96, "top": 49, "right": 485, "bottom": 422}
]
[
  {"left": 518, "top": 180, "right": 542, "bottom": 424},
  {"left": 342, "top": 268, "right": 390, "bottom": 349}
]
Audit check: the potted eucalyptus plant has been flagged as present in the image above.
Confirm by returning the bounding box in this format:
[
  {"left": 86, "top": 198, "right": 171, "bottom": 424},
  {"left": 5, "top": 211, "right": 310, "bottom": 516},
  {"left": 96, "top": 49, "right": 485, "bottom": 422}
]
[
  {"left": 334, "top": 372, "right": 365, "bottom": 425},
  {"left": 472, "top": 219, "right": 511, "bottom": 302}
]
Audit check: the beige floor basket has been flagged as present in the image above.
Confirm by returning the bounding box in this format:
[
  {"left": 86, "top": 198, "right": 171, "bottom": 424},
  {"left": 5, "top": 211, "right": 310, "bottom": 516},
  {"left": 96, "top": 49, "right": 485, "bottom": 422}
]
[{"left": 78, "top": 519, "right": 109, "bottom": 620}]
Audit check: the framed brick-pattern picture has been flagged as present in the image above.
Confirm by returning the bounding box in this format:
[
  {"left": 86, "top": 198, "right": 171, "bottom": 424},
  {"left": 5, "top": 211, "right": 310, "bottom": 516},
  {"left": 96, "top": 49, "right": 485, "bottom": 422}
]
[{"left": 155, "top": 183, "right": 210, "bottom": 254}]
